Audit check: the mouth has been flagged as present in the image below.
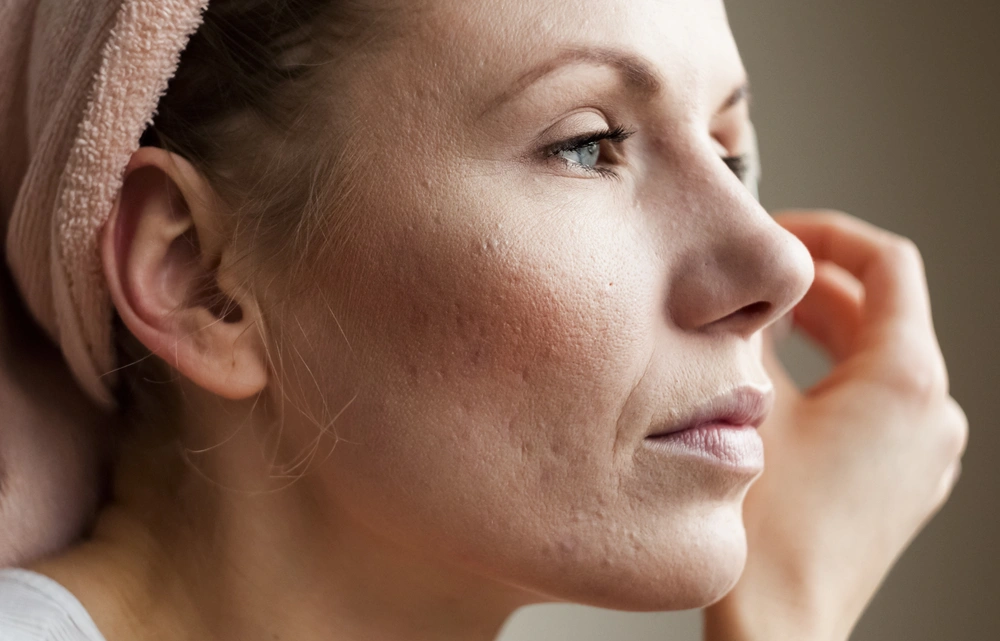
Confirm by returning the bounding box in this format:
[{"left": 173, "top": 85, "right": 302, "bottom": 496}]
[
  {"left": 643, "top": 386, "right": 773, "bottom": 470},
  {"left": 645, "top": 386, "right": 774, "bottom": 439}
]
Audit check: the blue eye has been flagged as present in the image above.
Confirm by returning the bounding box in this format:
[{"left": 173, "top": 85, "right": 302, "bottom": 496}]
[
  {"left": 559, "top": 141, "right": 601, "bottom": 168},
  {"left": 547, "top": 127, "right": 753, "bottom": 187},
  {"left": 548, "top": 125, "right": 634, "bottom": 175}
]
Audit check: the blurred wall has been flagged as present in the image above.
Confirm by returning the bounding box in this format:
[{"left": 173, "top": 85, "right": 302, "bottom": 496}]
[{"left": 499, "top": 1, "right": 1000, "bottom": 639}]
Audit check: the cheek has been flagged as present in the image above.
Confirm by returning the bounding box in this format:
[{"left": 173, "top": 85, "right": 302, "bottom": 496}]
[
  {"left": 297, "top": 210, "right": 654, "bottom": 538},
  {"left": 338, "top": 216, "right": 653, "bottom": 480},
  {"left": 281, "top": 189, "right": 749, "bottom": 609}
]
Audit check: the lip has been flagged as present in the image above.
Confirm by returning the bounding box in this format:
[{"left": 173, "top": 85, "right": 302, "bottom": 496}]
[
  {"left": 642, "top": 386, "right": 773, "bottom": 470},
  {"left": 645, "top": 386, "right": 774, "bottom": 439}
]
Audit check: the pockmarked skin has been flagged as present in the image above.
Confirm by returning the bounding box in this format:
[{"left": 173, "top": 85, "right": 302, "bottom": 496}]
[
  {"left": 252, "top": 0, "right": 811, "bottom": 612},
  {"left": 25, "top": 1, "right": 965, "bottom": 641}
]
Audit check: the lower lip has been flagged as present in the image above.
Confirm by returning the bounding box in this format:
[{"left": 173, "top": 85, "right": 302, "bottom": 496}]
[{"left": 643, "top": 423, "right": 764, "bottom": 471}]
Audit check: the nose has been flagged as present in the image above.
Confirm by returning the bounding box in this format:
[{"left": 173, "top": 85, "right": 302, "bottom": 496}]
[{"left": 665, "top": 172, "right": 814, "bottom": 338}]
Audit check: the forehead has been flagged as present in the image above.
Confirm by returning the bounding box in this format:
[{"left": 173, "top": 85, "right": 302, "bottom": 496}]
[{"left": 386, "top": 0, "right": 743, "bottom": 110}]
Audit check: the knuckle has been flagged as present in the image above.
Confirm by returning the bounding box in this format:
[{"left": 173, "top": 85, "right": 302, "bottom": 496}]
[
  {"left": 815, "top": 209, "right": 852, "bottom": 222},
  {"left": 881, "top": 350, "right": 948, "bottom": 401},
  {"left": 941, "top": 398, "right": 969, "bottom": 459},
  {"left": 931, "top": 483, "right": 952, "bottom": 514},
  {"left": 879, "top": 235, "right": 925, "bottom": 273},
  {"left": 814, "top": 209, "right": 857, "bottom": 230},
  {"left": 933, "top": 461, "right": 962, "bottom": 510},
  {"left": 875, "top": 324, "right": 949, "bottom": 397}
]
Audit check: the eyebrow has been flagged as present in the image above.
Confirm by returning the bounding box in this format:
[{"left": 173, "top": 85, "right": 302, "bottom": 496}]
[{"left": 482, "top": 46, "right": 749, "bottom": 116}]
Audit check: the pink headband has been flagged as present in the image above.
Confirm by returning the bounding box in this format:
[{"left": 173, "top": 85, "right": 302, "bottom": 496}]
[{"left": 0, "top": 0, "right": 210, "bottom": 407}]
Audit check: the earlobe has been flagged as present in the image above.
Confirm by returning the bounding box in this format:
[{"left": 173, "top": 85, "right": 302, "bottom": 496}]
[{"left": 102, "top": 147, "right": 269, "bottom": 400}]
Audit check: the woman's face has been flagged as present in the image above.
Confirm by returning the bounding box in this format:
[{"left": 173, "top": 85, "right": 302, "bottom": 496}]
[{"left": 274, "top": 0, "right": 813, "bottom": 610}]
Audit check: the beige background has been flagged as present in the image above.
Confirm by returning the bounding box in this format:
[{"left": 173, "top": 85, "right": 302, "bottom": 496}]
[{"left": 499, "top": 1, "right": 1000, "bottom": 639}]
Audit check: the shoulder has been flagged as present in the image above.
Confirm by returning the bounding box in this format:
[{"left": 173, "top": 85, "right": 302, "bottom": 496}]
[{"left": 0, "top": 569, "right": 106, "bottom": 641}]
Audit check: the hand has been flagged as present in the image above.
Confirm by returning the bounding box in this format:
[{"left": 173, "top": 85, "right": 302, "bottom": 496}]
[{"left": 704, "top": 211, "right": 968, "bottom": 641}]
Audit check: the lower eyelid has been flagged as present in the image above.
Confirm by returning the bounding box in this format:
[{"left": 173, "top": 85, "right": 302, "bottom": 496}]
[{"left": 560, "top": 158, "right": 620, "bottom": 180}]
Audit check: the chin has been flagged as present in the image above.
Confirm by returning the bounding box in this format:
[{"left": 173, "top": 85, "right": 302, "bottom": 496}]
[{"left": 515, "top": 504, "right": 750, "bottom": 613}]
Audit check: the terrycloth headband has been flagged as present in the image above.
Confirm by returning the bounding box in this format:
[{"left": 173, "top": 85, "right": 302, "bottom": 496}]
[
  {"left": 0, "top": 0, "right": 762, "bottom": 409},
  {"left": 0, "top": 0, "right": 210, "bottom": 407}
]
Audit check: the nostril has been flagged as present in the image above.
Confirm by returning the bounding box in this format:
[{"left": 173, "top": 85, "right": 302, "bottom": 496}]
[
  {"left": 733, "top": 301, "right": 772, "bottom": 324},
  {"left": 695, "top": 300, "right": 775, "bottom": 335}
]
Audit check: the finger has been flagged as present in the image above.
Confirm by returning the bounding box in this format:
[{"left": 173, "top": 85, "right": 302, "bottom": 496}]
[
  {"left": 792, "top": 261, "right": 864, "bottom": 363},
  {"left": 942, "top": 396, "right": 969, "bottom": 460},
  {"left": 947, "top": 460, "right": 963, "bottom": 489},
  {"left": 775, "top": 211, "right": 933, "bottom": 333},
  {"left": 932, "top": 460, "right": 963, "bottom": 514}
]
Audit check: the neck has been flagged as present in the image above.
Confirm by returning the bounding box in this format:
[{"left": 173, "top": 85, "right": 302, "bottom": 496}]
[{"left": 35, "top": 397, "right": 528, "bottom": 641}]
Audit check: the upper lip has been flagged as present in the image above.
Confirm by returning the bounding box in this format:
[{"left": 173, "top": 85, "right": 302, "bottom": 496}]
[{"left": 646, "top": 386, "right": 775, "bottom": 438}]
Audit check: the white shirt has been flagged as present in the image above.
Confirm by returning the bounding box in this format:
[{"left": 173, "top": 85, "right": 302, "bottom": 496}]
[{"left": 0, "top": 569, "right": 105, "bottom": 641}]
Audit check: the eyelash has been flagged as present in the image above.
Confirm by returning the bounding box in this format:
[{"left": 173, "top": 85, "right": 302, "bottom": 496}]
[
  {"left": 547, "top": 126, "right": 752, "bottom": 184},
  {"left": 722, "top": 154, "right": 751, "bottom": 185},
  {"left": 546, "top": 125, "right": 635, "bottom": 177}
]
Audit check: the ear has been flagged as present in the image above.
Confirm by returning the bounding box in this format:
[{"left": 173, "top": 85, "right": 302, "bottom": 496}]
[{"left": 102, "top": 147, "right": 268, "bottom": 400}]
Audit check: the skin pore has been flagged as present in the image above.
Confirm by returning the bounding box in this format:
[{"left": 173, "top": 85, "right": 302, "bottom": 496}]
[{"left": 36, "top": 1, "right": 815, "bottom": 641}]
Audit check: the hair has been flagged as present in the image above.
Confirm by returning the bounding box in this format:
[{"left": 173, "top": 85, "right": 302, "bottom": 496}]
[
  {"left": 141, "top": 0, "right": 381, "bottom": 280},
  {"left": 118, "top": 0, "right": 391, "bottom": 451}
]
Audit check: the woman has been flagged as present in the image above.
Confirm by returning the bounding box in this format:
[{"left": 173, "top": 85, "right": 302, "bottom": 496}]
[{"left": 0, "top": 0, "right": 966, "bottom": 639}]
